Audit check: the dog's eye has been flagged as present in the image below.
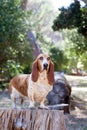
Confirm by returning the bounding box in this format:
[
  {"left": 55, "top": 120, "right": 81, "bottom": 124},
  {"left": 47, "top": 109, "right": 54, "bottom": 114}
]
[
  {"left": 39, "top": 57, "right": 43, "bottom": 60},
  {"left": 47, "top": 57, "right": 50, "bottom": 61}
]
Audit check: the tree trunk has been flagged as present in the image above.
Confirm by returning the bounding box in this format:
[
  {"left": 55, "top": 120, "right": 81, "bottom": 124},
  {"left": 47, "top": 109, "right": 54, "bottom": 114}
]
[
  {"left": 28, "top": 31, "right": 42, "bottom": 58},
  {"left": 23, "top": 0, "right": 28, "bottom": 10},
  {"left": 0, "top": 109, "right": 67, "bottom": 130}
]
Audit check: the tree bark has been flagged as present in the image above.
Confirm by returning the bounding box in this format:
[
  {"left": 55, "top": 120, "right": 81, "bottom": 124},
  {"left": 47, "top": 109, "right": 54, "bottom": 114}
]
[
  {"left": 23, "top": 0, "right": 28, "bottom": 10},
  {"left": 0, "top": 109, "right": 67, "bottom": 130},
  {"left": 27, "top": 31, "right": 42, "bottom": 58}
]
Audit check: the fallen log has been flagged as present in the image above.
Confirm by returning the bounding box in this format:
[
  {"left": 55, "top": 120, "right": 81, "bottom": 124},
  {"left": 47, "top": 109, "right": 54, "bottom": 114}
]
[{"left": 0, "top": 109, "right": 67, "bottom": 130}]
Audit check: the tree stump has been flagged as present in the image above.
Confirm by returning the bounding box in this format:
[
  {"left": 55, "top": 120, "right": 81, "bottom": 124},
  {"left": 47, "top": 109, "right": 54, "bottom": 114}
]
[{"left": 0, "top": 109, "right": 67, "bottom": 130}]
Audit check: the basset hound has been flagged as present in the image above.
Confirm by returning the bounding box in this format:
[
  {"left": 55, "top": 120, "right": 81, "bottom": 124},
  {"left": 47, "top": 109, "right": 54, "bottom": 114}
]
[{"left": 9, "top": 53, "right": 54, "bottom": 109}]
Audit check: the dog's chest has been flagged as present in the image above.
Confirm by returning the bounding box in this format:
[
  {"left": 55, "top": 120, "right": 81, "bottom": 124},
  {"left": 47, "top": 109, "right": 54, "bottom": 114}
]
[
  {"left": 32, "top": 76, "right": 51, "bottom": 92},
  {"left": 28, "top": 73, "right": 52, "bottom": 101}
]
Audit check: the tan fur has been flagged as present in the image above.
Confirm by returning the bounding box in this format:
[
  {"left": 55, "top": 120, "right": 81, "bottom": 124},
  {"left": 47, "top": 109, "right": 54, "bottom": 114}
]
[
  {"left": 9, "top": 74, "right": 29, "bottom": 96},
  {"left": 9, "top": 54, "right": 54, "bottom": 108}
]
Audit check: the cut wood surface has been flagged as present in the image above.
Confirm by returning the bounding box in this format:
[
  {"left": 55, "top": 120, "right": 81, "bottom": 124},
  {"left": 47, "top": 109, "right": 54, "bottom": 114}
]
[{"left": 0, "top": 109, "right": 67, "bottom": 130}]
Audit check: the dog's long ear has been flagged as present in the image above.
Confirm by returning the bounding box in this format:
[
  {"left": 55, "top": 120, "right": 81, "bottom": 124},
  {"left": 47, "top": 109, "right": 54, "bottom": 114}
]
[
  {"left": 31, "top": 60, "right": 39, "bottom": 82},
  {"left": 47, "top": 61, "right": 54, "bottom": 85}
]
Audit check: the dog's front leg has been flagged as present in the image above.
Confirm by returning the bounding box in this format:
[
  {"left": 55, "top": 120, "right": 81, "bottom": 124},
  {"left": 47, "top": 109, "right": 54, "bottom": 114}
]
[
  {"left": 29, "top": 100, "right": 34, "bottom": 108},
  {"left": 28, "top": 94, "right": 35, "bottom": 109},
  {"left": 11, "top": 97, "right": 17, "bottom": 109},
  {"left": 39, "top": 99, "right": 49, "bottom": 109}
]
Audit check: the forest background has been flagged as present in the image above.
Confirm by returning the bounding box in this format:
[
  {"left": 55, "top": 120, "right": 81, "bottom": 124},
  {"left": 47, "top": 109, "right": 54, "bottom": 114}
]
[{"left": 0, "top": 0, "right": 87, "bottom": 88}]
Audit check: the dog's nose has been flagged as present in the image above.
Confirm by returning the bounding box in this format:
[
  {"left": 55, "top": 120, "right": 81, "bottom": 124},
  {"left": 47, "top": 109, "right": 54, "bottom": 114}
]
[{"left": 43, "top": 63, "right": 48, "bottom": 70}]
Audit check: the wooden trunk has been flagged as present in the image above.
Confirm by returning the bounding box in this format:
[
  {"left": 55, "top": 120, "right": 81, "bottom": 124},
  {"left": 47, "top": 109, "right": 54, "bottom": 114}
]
[{"left": 0, "top": 109, "right": 67, "bottom": 130}]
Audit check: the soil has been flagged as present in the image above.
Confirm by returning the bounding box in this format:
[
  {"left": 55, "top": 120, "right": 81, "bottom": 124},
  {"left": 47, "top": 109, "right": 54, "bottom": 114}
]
[{"left": 65, "top": 109, "right": 87, "bottom": 130}]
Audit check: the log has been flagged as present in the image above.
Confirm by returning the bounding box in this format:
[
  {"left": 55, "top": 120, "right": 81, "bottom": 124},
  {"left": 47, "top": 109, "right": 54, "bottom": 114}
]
[{"left": 0, "top": 109, "right": 67, "bottom": 130}]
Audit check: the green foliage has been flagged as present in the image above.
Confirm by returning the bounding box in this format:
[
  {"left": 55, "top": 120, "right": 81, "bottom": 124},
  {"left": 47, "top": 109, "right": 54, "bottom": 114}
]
[
  {"left": 49, "top": 46, "right": 68, "bottom": 71},
  {"left": 64, "top": 29, "right": 87, "bottom": 55},
  {"left": 78, "top": 6, "right": 87, "bottom": 37},
  {"left": 0, "top": 0, "right": 33, "bottom": 79},
  {"left": 0, "top": 81, "right": 6, "bottom": 91},
  {"left": 52, "top": 1, "right": 87, "bottom": 72},
  {"left": 61, "top": 29, "right": 87, "bottom": 72},
  {"left": 52, "top": 1, "right": 87, "bottom": 37},
  {"left": 0, "top": 0, "right": 26, "bottom": 43},
  {"left": 83, "top": 127, "right": 87, "bottom": 130},
  {"left": 81, "top": 52, "right": 87, "bottom": 71},
  {"left": 3, "top": 60, "right": 23, "bottom": 79}
]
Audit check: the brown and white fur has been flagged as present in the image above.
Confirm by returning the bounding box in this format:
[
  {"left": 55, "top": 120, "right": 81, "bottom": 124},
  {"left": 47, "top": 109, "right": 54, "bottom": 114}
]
[{"left": 9, "top": 54, "right": 54, "bottom": 109}]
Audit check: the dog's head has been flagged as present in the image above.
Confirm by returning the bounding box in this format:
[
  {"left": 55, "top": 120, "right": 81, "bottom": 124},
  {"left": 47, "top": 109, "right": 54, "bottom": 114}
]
[{"left": 31, "top": 53, "right": 54, "bottom": 85}]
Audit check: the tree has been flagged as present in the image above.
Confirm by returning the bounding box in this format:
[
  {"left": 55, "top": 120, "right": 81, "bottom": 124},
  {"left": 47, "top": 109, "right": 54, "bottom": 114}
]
[
  {"left": 0, "top": 0, "right": 33, "bottom": 79},
  {"left": 27, "top": 0, "right": 60, "bottom": 53},
  {"left": 64, "top": 29, "right": 87, "bottom": 54},
  {"left": 81, "top": 0, "right": 87, "bottom": 4},
  {"left": 61, "top": 29, "right": 87, "bottom": 72},
  {"left": 0, "top": 109, "right": 66, "bottom": 130},
  {"left": 52, "top": 1, "right": 87, "bottom": 37},
  {"left": 49, "top": 46, "right": 68, "bottom": 71}
]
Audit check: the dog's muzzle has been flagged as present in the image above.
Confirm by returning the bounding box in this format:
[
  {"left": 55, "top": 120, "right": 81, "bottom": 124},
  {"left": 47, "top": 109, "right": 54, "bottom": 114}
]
[{"left": 43, "top": 63, "right": 48, "bottom": 70}]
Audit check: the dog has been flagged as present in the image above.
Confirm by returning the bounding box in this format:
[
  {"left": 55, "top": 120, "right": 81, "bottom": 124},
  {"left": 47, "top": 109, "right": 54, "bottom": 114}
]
[
  {"left": 9, "top": 53, "right": 54, "bottom": 109},
  {"left": 46, "top": 73, "right": 71, "bottom": 113}
]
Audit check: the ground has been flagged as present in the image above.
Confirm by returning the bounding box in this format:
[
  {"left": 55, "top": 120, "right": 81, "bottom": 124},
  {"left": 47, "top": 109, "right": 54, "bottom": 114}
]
[
  {"left": 65, "top": 75, "right": 87, "bottom": 130},
  {"left": 0, "top": 75, "right": 87, "bottom": 130},
  {"left": 65, "top": 109, "right": 87, "bottom": 130}
]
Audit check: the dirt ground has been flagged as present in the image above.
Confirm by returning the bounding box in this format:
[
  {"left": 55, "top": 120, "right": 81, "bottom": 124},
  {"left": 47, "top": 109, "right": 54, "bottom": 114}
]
[
  {"left": 0, "top": 75, "right": 87, "bottom": 130},
  {"left": 65, "top": 75, "right": 87, "bottom": 130},
  {"left": 65, "top": 109, "right": 87, "bottom": 130}
]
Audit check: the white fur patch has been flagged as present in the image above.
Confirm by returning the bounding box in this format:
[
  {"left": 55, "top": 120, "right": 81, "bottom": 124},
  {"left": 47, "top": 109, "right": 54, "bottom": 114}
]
[{"left": 41, "top": 58, "right": 48, "bottom": 70}]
